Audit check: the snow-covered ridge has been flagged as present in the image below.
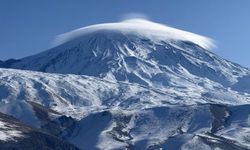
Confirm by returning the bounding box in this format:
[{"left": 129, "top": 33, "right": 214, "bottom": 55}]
[{"left": 55, "top": 18, "right": 215, "bottom": 49}]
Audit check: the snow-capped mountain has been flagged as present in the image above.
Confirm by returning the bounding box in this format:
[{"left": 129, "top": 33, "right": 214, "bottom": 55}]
[
  {"left": 1, "top": 19, "right": 250, "bottom": 149},
  {"left": 3, "top": 19, "right": 250, "bottom": 90}
]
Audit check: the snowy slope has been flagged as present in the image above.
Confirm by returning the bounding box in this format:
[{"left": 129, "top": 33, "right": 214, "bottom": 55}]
[
  {"left": 0, "top": 68, "right": 250, "bottom": 149},
  {"left": 0, "top": 112, "right": 79, "bottom": 150},
  {"left": 0, "top": 118, "right": 23, "bottom": 141},
  {"left": 0, "top": 68, "right": 250, "bottom": 121},
  {"left": 56, "top": 104, "right": 250, "bottom": 150}
]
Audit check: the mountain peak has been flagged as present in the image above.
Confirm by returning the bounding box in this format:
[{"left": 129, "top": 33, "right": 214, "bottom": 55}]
[
  {"left": 3, "top": 19, "right": 249, "bottom": 91},
  {"left": 55, "top": 18, "right": 215, "bottom": 49}
]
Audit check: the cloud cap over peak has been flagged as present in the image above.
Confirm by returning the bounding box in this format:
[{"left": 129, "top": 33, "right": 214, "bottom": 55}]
[{"left": 55, "top": 18, "right": 215, "bottom": 50}]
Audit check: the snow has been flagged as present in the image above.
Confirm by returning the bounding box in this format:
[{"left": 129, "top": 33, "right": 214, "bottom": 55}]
[
  {"left": 69, "top": 111, "right": 113, "bottom": 149},
  {"left": 181, "top": 136, "right": 212, "bottom": 150},
  {"left": 0, "top": 120, "right": 23, "bottom": 141},
  {"left": 0, "top": 68, "right": 250, "bottom": 149},
  {"left": 0, "top": 100, "right": 40, "bottom": 127},
  {"left": 0, "top": 67, "right": 250, "bottom": 122},
  {"left": 216, "top": 105, "right": 250, "bottom": 147},
  {"left": 55, "top": 18, "right": 215, "bottom": 50}
]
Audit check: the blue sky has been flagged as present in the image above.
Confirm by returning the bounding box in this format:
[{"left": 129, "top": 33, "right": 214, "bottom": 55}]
[{"left": 1, "top": 0, "right": 250, "bottom": 67}]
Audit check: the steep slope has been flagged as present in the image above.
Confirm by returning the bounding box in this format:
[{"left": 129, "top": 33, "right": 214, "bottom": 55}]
[{"left": 2, "top": 19, "right": 250, "bottom": 93}]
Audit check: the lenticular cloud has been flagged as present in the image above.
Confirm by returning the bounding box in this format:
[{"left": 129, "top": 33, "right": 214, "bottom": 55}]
[{"left": 54, "top": 18, "right": 215, "bottom": 50}]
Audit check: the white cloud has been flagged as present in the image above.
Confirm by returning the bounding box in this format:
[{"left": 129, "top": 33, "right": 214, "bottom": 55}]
[
  {"left": 120, "top": 12, "right": 150, "bottom": 21},
  {"left": 53, "top": 18, "right": 215, "bottom": 50}
]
